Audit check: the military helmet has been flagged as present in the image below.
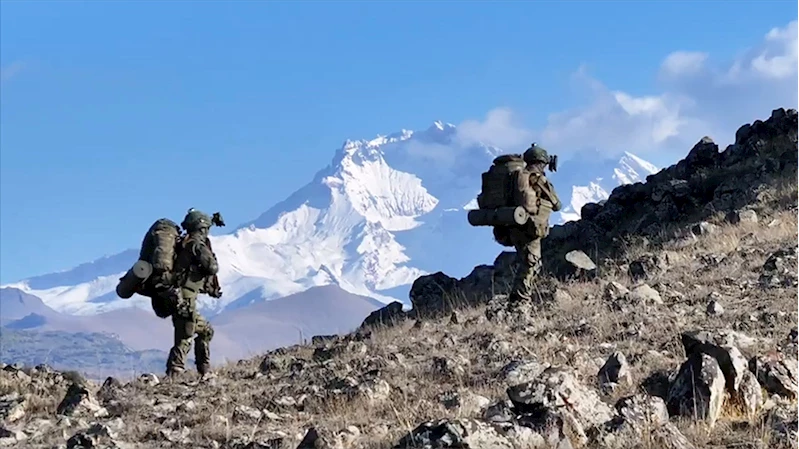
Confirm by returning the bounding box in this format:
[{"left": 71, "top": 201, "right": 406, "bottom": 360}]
[
  {"left": 181, "top": 208, "right": 212, "bottom": 232},
  {"left": 523, "top": 143, "right": 549, "bottom": 164}
]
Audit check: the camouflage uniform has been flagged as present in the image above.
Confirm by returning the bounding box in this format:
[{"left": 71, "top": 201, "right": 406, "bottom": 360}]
[
  {"left": 166, "top": 209, "right": 219, "bottom": 377},
  {"left": 509, "top": 145, "right": 561, "bottom": 302}
]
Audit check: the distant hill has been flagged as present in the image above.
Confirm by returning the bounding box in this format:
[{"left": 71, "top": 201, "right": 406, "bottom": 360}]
[
  {"left": 1, "top": 285, "right": 383, "bottom": 374},
  {"left": 0, "top": 287, "right": 59, "bottom": 325},
  {"left": 0, "top": 328, "right": 168, "bottom": 380},
  {"left": 212, "top": 284, "right": 383, "bottom": 359}
]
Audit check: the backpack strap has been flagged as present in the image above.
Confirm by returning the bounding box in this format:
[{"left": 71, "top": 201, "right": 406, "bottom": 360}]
[
  {"left": 530, "top": 173, "right": 559, "bottom": 207},
  {"left": 513, "top": 169, "right": 538, "bottom": 214}
]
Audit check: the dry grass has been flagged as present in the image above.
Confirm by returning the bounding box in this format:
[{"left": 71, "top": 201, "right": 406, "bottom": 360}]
[{"left": 3, "top": 203, "right": 798, "bottom": 448}]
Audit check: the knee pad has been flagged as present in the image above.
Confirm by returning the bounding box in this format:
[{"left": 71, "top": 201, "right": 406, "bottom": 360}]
[
  {"left": 178, "top": 319, "right": 195, "bottom": 338},
  {"left": 197, "top": 324, "right": 214, "bottom": 341}
]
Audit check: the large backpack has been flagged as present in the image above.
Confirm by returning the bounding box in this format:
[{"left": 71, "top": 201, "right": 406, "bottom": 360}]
[
  {"left": 139, "top": 218, "right": 182, "bottom": 282},
  {"left": 468, "top": 155, "right": 531, "bottom": 246},
  {"left": 476, "top": 154, "right": 527, "bottom": 209},
  {"left": 116, "top": 218, "right": 183, "bottom": 317},
  {"left": 469, "top": 154, "right": 563, "bottom": 246},
  {"left": 140, "top": 219, "right": 183, "bottom": 318}
]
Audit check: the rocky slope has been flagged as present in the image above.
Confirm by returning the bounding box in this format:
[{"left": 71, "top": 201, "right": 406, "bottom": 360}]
[{"left": 0, "top": 109, "right": 796, "bottom": 449}]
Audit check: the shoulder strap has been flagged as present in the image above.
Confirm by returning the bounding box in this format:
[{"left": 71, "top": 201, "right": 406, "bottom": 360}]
[{"left": 531, "top": 173, "right": 556, "bottom": 202}]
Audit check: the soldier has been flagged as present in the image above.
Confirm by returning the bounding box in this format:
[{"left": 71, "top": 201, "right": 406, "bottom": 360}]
[
  {"left": 507, "top": 144, "right": 562, "bottom": 302},
  {"left": 166, "top": 208, "right": 219, "bottom": 378}
]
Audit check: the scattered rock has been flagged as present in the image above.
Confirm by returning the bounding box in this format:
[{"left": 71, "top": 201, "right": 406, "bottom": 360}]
[
  {"left": 297, "top": 426, "right": 362, "bottom": 449},
  {"left": 628, "top": 284, "right": 663, "bottom": 305},
  {"left": 259, "top": 354, "right": 297, "bottom": 374},
  {"left": 66, "top": 418, "right": 127, "bottom": 449},
  {"left": 357, "top": 378, "right": 392, "bottom": 403},
  {"left": 177, "top": 400, "right": 196, "bottom": 413},
  {"left": 764, "top": 401, "right": 798, "bottom": 446},
  {"left": 616, "top": 394, "right": 669, "bottom": 429},
  {"left": 409, "top": 272, "right": 460, "bottom": 317},
  {"left": 432, "top": 356, "right": 469, "bottom": 378},
  {"left": 706, "top": 299, "right": 724, "bottom": 316},
  {"left": 598, "top": 393, "right": 699, "bottom": 449},
  {"left": 439, "top": 391, "right": 490, "bottom": 417},
  {"left": 691, "top": 221, "right": 718, "bottom": 236},
  {"left": 56, "top": 383, "right": 108, "bottom": 419},
  {"left": 159, "top": 427, "right": 191, "bottom": 444},
  {"left": 233, "top": 405, "right": 263, "bottom": 422},
  {"left": 750, "top": 353, "right": 798, "bottom": 400},
  {"left": 680, "top": 330, "right": 749, "bottom": 393},
  {"left": 151, "top": 400, "right": 178, "bottom": 420},
  {"left": 483, "top": 400, "right": 515, "bottom": 423},
  {"left": 393, "top": 419, "right": 540, "bottom": 449},
  {"left": 726, "top": 209, "right": 758, "bottom": 224},
  {"left": 553, "top": 288, "right": 572, "bottom": 303},
  {"left": 500, "top": 359, "right": 549, "bottom": 386},
  {"left": 0, "top": 427, "right": 26, "bottom": 447},
  {"left": 0, "top": 393, "right": 26, "bottom": 424},
  {"left": 628, "top": 253, "right": 669, "bottom": 280},
  {"left": 598, "top": 351, "right": 631, "bottom": 391},
  {"left": 138, "top": 373, "right": 159, "bottom": 386},
  {"left": 361, "top": 301, "right": 406, "bottom": 328},
  {"left": 603, "top": 281, "right": 629, "bottom": 302},
  {"left": 507, "top": 366, "right": 615, "bottom": 431},
  {"left": 735, "top": 370, "right": 764, "bottom": 420},
  {"left": 759, "top": 246, "right": 798, "bottom": 288},
  {"left": 666, "top": 353, "right": 726, "bottom": 428},
  {"left": 565, "top": 250, "right": 597, "bottom": 276}
]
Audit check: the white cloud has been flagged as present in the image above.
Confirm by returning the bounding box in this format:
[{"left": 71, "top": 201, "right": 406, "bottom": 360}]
[
  {"left": 454, "top": 20, "right": 797, "bottom": 164},
  {"left": 393, "top": 107, "right": 534, "bottom": 171},
  {"left": 536, "top": 82, "right": 704, "bottom": 159},
  {"left": 403, "top": 139, "right": 459, "bottom": 167},
  {"left": 748, "top": 21, "right": 798, "bottom": 79},
  {"left": 454, "top": 107, "right": 534, "bottom": 150},
  {"left": 660, "top": 51, "right": 709, "bottom": 77}
]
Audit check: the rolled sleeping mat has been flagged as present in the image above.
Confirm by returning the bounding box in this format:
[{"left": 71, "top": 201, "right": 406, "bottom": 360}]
[
  {"left": 115, "top": 259, "right": 154, "bottom": 299},
  {"left": 132, "top": 259, "right": 153, "bottom": 279},
  {"left": 467, "top": 206, "right": 530, "bottom": 227}
]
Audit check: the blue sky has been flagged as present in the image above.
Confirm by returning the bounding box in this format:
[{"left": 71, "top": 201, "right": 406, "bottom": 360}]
[{"left": 1, "top": 1, "right": 796, "bottom": 283}]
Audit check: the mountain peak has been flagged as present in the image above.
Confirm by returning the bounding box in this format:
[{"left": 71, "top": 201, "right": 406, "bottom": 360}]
[
  {"left": 621, "top": 151, "right": 659, "bottom": 174},
  {"left": 554, "top": 150, "right": 660, "bottom": 223},
  {"left": 429, "top": 120, "right": 456, "bottom": 132}
]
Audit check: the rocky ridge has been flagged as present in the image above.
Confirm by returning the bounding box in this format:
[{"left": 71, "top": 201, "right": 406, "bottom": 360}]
[
  {"left": 1, "top": 109, "right": 797, "bottom": 448},
  {"left": 372, "top": 107, "right": 798, "bottom": 320}
]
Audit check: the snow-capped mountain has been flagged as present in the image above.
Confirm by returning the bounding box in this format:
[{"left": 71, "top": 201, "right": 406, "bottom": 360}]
[
  {"left": 549, "top": 150, "right": 659, "bottom": 223},
  {"left": 2, "top": 123, "right": 658, "bottom": 317}
]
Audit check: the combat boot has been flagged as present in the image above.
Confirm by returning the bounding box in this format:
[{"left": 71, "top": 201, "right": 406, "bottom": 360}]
[
  {"left": 197, "top": 363, "right": 214, "bottom": 378},
  {"left": 166, "top": 367, "right": 188, "bottom": 383}
]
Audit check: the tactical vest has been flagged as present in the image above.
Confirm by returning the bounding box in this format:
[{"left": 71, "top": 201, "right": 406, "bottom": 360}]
[{"left": 525, "top": 170, "right": 559, "bottom": 238}]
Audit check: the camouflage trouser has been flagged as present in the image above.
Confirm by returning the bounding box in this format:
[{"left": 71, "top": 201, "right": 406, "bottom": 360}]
[
  {"left": 166, "top": 288, "right": 214, "bottom": 375},
  {"left": 508, "top": 229, "right": 542, "bottom": 302}
]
